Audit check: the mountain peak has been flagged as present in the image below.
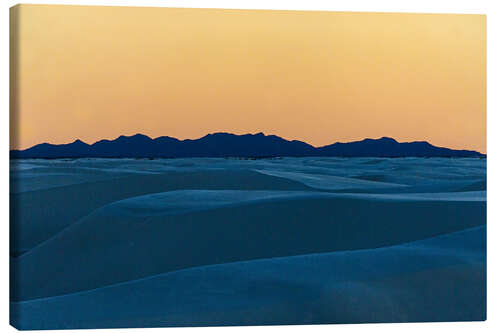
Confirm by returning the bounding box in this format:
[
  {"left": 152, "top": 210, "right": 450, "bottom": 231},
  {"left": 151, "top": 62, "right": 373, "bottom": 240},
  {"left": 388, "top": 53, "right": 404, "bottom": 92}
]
[
  {"left": 203, "top": 132, "right": 234, "bottom": 138},
  {"left": 116, "top": 133, "right": 152, "bottom": 141},
  {"left": 132, "top": 133, "right": 151, "bottom": 139},
  {"left": 377, "top": 137, "right": 398, "bottom": 143}
]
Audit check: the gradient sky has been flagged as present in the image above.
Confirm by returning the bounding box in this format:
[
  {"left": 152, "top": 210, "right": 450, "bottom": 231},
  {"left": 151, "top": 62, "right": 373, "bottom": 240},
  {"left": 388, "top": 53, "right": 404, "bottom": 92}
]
[{"left": 10, "top": 5, "right": 486, "bottom": 152}]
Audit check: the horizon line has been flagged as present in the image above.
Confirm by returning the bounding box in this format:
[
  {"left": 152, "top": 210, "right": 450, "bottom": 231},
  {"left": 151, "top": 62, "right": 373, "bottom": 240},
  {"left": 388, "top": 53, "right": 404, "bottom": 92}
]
[{"left": 11, "top": 131, "right": 486, "bottom": 154}]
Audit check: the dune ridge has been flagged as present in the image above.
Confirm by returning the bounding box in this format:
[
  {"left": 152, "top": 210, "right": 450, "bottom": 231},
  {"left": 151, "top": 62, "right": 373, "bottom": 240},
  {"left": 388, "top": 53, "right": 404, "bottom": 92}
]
[{"left": 10, "top": 170, "right": 313, "bottom": 255}]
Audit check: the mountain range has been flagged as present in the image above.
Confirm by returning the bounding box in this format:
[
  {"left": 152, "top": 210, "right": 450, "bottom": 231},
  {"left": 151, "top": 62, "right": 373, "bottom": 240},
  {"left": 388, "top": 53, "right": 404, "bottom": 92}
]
[{"left": 10, "top": 132, "right": 485, "bottom": 158}]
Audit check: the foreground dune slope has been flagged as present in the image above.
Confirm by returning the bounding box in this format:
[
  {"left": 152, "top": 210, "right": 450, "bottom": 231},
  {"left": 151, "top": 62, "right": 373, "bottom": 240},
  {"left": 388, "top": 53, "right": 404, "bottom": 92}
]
[
  {"left": 10, "top": 226, "right": 485, "bottom": 329},
  {"left": 11, "top": 190, "right": 485, "bottom": 301}
]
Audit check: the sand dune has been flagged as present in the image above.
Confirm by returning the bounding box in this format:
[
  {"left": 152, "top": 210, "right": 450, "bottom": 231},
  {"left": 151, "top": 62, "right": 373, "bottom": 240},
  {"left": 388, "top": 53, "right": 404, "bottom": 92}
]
[
  {"left": 10, "top": 157, "right": 486, "bottom": 256},
  {"left": 12, "top": 189, "right": 485, "bottom": 301},
  {"left": 10, "top": 170, "right": 312, "bottom": 255},
  {"left": 10, "top": 226, "right": 485, "bottom": 329},
  {"left": 9, "top": 157, "right": 486, "bottom": 328},
  {"left": 255, "top": 169, "right": 407, "bottom": 190}
]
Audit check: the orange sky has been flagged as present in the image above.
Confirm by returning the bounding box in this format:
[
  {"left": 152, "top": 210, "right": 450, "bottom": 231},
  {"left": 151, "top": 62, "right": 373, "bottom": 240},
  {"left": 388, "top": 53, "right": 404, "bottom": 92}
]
[{"left": 10, "top": 5, "right": 486, "bottom": 152}]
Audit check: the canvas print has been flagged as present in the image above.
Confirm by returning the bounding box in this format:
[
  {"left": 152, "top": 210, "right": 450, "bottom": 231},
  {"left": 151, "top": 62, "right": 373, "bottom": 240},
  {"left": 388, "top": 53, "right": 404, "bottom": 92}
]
[{"left": 9, "top": 4, "right": 486, "bottom": 330}]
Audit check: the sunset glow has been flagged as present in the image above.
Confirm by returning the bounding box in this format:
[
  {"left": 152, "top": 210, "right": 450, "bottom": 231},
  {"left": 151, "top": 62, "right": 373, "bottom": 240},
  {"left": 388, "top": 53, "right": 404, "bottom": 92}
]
[{"left": 10, "top": 5, "right": 486, "bottom": 153}]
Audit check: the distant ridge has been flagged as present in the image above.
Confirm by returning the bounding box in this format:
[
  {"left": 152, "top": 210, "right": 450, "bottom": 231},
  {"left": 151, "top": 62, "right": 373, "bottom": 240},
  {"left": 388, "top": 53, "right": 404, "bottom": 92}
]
[{"left": 10, "top": 133, "right": 485, "bottom": 158}]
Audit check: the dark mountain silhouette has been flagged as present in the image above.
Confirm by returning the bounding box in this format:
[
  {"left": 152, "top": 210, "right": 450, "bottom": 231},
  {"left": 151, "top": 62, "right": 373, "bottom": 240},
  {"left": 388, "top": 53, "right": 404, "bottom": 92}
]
[
  {"left": 318, "top": 137, "right": 484, "bottom": 157},
  {"left": 10, "top": 133, "right": 485, "bottom": 158}
]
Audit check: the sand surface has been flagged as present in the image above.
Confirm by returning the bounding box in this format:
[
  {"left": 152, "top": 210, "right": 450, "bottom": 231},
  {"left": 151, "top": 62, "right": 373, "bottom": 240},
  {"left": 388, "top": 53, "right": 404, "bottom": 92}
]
[{"left": 10, "top": 157, "right": 486, "bottom": 329}]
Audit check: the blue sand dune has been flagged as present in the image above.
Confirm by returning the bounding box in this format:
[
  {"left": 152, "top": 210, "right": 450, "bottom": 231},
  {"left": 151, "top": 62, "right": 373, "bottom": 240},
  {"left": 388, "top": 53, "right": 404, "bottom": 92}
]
[
  {"left": 9, "top": 157, "right": 486, "bottom": 329},
  {"left": 10, "top": 170, "right": 312, "bottom": 256},
  {"left": 10, "top": 226, "right": 486, "bottom": 329},
  {"left": 10, "top": 157, "right": 486, "bottom": 257},
  {"left": 11, "top": 189, "right": 485, "bottom": 301}
]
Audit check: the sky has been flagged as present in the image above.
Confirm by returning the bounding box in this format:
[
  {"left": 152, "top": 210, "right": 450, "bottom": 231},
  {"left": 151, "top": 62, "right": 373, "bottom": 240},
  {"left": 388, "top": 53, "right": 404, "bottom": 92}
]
[{"left": 10, "top": 5, "right": 486, "bottom": 153}]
